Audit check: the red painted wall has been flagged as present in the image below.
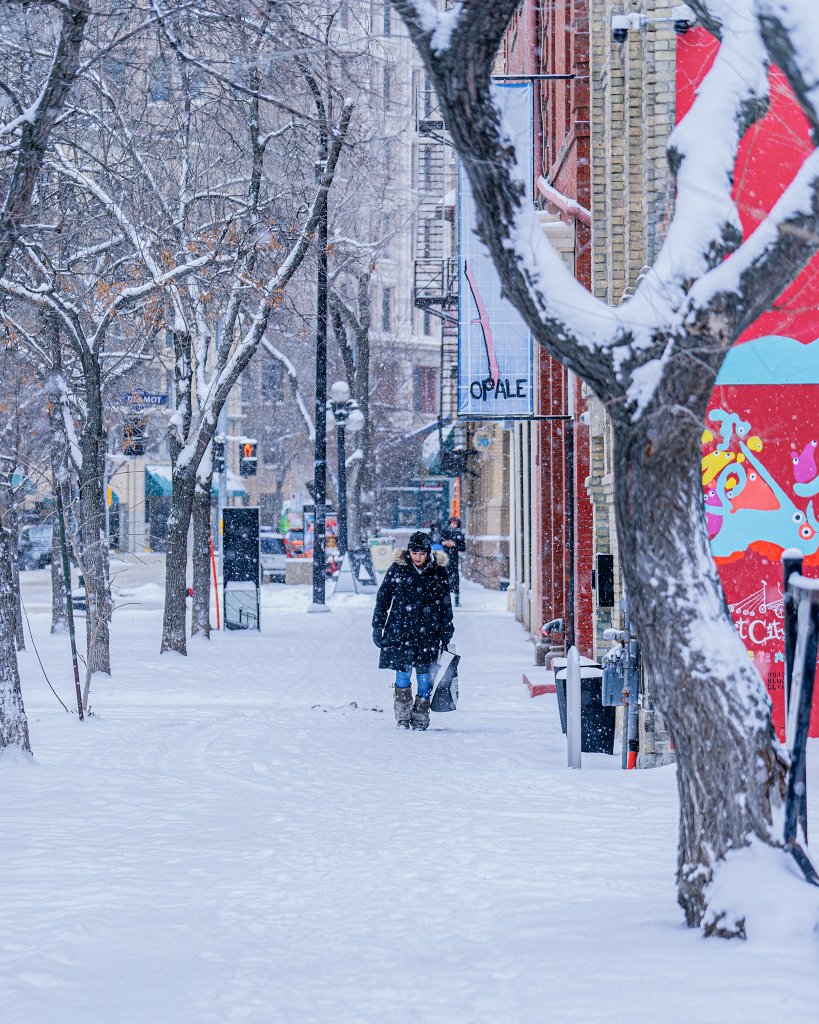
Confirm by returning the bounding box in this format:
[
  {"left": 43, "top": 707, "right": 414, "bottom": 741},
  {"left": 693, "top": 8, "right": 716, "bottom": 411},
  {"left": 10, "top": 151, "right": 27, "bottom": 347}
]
[{"left": 678, "top": 29, "right": 819, "bottom": 737}]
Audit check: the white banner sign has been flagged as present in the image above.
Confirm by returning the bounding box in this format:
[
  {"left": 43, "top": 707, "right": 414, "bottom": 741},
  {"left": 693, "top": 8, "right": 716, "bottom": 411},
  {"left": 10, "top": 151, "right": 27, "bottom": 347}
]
[{"left": 457, "top": 82, "right": 534, "bottom": 418}]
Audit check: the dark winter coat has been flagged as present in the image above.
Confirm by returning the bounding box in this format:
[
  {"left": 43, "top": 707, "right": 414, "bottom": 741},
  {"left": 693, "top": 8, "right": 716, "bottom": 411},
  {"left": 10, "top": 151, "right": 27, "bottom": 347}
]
[
  {"left": 372, "top": 549, "right": 454, "bottom": 670},
  {"left": 441, "top": 525, "right": 466, "bottom": 580}
]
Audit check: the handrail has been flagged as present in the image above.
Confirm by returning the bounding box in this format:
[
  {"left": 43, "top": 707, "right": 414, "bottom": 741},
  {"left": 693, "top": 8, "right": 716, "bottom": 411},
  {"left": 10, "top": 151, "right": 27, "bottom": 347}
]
[{"left": 536, "top": 176, "right": 592, "bottom": 227}]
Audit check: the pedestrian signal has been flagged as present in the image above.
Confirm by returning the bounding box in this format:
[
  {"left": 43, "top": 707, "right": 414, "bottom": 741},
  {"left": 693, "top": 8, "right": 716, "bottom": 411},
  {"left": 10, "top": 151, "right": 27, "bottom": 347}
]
[{"left": 239, "top": 440, "right": 257, "bottom": 477}]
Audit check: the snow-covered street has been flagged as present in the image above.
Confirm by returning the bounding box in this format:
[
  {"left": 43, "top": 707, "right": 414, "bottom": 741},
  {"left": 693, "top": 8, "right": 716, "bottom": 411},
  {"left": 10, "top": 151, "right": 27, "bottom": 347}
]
[{"left": 3, "top": 566, "right": 819, "bottom": 1023}]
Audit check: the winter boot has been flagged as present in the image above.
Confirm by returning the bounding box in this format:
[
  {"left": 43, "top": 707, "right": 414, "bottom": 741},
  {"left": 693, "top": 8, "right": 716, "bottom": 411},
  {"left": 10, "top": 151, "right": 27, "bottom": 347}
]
[
  {"left": 394, "top": 686, "right": 412, "bottom": 729},
  {"left": 410, "top": 695, "right": 431, "bottom": 731}
]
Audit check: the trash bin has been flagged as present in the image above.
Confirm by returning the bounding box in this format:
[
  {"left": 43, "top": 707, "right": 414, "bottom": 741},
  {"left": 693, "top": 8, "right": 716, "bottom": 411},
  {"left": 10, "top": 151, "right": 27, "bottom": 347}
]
[{"left": 554, "top": 662, "right": 616, "bottom": 754}]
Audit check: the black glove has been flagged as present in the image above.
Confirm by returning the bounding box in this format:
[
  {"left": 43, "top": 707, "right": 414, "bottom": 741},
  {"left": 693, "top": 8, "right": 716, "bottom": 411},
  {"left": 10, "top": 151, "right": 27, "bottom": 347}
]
[{"left": 372, "top": 627, "right": 383, "bottom": 648}]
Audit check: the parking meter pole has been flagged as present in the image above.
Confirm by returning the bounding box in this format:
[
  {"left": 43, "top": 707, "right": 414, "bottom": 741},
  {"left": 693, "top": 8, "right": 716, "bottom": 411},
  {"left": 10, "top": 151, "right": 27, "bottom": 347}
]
[
  {"left": 217, "top": 406, "right": 227, "bottom": 590},
  {"left": 626, "top": 633, "right": 640, "bottom": 769},
  {"left": 566, "top": 646, "right": 582, "bottom": 769},
  {"left": 56, "top": 488, "right": 83, "bottom": 721},
  {"left": 782, "top": 548, "right": 803, "bottom": 719}
]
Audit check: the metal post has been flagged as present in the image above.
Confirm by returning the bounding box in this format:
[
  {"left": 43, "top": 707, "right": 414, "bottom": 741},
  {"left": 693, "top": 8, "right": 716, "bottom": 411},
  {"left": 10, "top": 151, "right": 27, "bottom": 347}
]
[
  {"left": 337, "top": 419, "right": 347, "bottom": 557},
  {"left": 782, "top": 550, "right": 810, "bottom": 849},
  {"left": 626, "top": 630, "right": 640, "bottom": 769},
  {"left": 310, "top": 126, "right": 329, "bottom": 611},
  {"left": 782, "top": 548, "right": 803, "bottom": 714},
  {"left": 56, "top": 488, "right": 83, "bottom": 720},
  {"left": 566, "top": 645, "right": 582, "bottom": 769},
  {"left": 565, "top": 417, "right": 575, "bottom": 649}
]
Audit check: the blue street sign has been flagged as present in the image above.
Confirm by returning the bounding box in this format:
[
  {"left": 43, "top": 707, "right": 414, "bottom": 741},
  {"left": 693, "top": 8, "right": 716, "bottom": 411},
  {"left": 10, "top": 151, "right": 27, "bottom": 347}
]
[{"left": 121, "top": 389, "right": 168, "bottom": 407}]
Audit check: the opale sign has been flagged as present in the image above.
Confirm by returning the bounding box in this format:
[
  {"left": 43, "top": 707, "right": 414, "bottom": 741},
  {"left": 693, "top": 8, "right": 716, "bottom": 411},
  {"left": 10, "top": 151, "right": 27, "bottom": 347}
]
[{"left": 457, "top": 82, "right": 534, "bottom": 419}]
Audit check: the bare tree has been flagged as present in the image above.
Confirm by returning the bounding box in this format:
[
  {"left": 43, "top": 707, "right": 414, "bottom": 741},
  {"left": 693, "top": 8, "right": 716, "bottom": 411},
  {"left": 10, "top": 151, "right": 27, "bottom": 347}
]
[
  {"left": 0, "top": 0, "right": 88, "bottom": 755},
  {"left": 139, "top": 4, "right": 353, "bottom": 654},
  {"left": 393, "top": 0, "right": 819, "bottom": 935},
  {"left": 0, "top": 0, "right": 88, "bottom": 278}
]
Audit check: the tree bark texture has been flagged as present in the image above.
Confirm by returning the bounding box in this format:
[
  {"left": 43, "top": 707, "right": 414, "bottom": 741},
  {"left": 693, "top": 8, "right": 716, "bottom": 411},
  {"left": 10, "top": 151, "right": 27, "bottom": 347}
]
[
  {"left": 3, "top": 487, "right": 25, "bottom": 651},
  {"left": 0, "top": 511, "right": 30, "bottom": 754},
  {"left": 77, "top": 358, "right": 111, "bottom": 678},
  {"left": 50, "top": 508, "right": 67, "bottom": 634},
  {"left": 612, "top": 412, "right": 786, "bottom": 936},
  {"left": 191, "top": 475, "right": 212, "bottom": 640},
  {"left": 161, "top": 471, "right": 196, "bottom": 655},
  {"left": 0, "top": 2, "right": 88, "bottom": 279}
]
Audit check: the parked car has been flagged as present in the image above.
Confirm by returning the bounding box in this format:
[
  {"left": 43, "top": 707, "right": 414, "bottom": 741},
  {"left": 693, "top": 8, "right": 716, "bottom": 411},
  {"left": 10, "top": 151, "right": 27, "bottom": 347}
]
[
  {"left": 260, "top": 532, "right": 287, "bottom": 583},
  {"left": 18, "top": 523, "right": 53, "bottom": 570},
  {"left": 284, "top": 529, "right": 305, "bottom": 558}
]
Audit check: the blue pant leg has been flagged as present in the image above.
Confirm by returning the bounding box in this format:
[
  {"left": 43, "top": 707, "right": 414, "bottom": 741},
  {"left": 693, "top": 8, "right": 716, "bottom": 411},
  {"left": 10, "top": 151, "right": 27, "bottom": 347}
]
[
  {"left": 395, "top": 669, "right": 411, "bottom": 691},
  {"left": 416, "top": 666, "right": 432, "bottom": 699}
]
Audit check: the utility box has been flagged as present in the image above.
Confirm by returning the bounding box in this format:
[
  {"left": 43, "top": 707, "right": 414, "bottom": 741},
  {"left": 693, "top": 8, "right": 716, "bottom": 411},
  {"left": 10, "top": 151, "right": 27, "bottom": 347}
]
[{"left": 223, "top": 507, "right": 260, "bottom": 630}]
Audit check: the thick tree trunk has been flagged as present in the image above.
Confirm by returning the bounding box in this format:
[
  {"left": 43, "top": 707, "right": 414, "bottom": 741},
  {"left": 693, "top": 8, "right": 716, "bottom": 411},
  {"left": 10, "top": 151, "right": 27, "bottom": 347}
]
[
  {"left": 613, "top": 416, "right": 787, "bottom": 937},
  {"left": 161, "top": 471, "right": 196, "bottom": 655},
  {"left": 77, "top": 397, "right": 111, "bottom": 678},
  {"left": 5, "top": 491, "right": 25, "bottom": 651},
  {"left": 50, "top": 508, "right": 67, "bottom": 633},
  {"left": 0, "top": 520, "right": 30, "bottom": 754},
  {"left": 191, "top": 475, "right": 212, "bottom": 640}
]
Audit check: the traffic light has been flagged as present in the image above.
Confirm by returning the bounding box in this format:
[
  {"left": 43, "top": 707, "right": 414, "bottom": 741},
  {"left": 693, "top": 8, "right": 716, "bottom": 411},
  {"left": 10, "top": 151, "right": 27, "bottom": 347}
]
[
  {"left": 213, "top": 437, "right": 225, "bottom": 475},
  {"left": 239, "top": 440, "right": 257, "bottom": 477}
]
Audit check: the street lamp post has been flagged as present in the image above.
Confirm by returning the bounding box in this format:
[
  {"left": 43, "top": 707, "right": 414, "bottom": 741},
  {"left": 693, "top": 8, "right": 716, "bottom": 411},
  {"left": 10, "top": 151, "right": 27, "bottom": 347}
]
[{"left": 327, "top": 380, "right": 365, "bottom": 557}]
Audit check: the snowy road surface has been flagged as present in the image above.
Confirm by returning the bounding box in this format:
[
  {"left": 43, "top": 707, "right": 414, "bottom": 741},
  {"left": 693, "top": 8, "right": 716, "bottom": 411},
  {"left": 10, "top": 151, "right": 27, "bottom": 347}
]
[{"left": 3, "top": 567, "right": 819, "bottom": 1023}]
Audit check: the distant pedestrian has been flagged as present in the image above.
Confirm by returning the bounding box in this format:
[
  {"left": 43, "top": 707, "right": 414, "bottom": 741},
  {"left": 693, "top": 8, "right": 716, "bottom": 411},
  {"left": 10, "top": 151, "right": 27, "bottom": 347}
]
[
  {"left": 428, "top": 520, "right": 445, "bottom": 552},
  {"left": 371, "top": 531, "right": 454, "bottom": 731},
  {"left": 441, "top": 516, "right": 466, "bottom": 607}
]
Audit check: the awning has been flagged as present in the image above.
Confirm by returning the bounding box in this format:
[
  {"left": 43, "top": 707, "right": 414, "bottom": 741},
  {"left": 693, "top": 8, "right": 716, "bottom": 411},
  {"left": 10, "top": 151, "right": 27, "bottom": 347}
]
[
  {"left": 145, "top": 466, "right": 247, "bottom": 499},
  {"left": 212, "top": 471, "right": 247, "bottom": 499},
  {"left": 11, "top": 470, "right": 36, "bottom": 493},
  {"left": 421, "top": 422, "right": 456, "bottom": 469},
  {"left": 380, "top": 417, "right": 452, "bottom": 451},
  {"left": 145, "top": 465, "right": 172, "bottom": 497}
]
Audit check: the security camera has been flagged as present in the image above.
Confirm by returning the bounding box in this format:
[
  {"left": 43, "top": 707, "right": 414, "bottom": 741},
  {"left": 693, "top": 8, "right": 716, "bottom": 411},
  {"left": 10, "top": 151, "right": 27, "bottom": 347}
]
[
  {"left": 611, "top": 12, "right": 644, "bottom": 44},
  {"left": 672, "top": 4, "right": 696, "bottom": 33},
  {"left": 579, "top": 410, "right": 591, "bottom": 426},
  {"left": 611, "top": 14, "right": 630, "bottom": 44}
]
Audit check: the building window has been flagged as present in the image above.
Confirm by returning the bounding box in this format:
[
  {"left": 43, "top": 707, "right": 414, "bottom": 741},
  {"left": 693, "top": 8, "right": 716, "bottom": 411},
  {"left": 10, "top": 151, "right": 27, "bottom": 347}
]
[
  {"left": 421, "top": 145, "right": 433, "bottom": 191},
  {"left": 423, "top": 309, "right": 432, "bottom": 337},
  {"left": 241, "top": 365, "right": 255, "bottom": 404},
  {"left": 381, "top": 287, "right": 392, "bottom": 332},
  {"left": 148, "top": 59, "right": 172, "bottom": 103},
  {"left": 383, "top": 65, "right": 393, "bottom": 110},
  {"left": 259, "top": 427, "right": 277, "bottom": 464},
  {"left": 261, "top": 355, "right": 284, "bottom": 404},
  {"left": 383, "top": 1, "right": 391, "bottom": 35},
  {"left": 413, "top": 366, "right": 438, "bottom": 414}
]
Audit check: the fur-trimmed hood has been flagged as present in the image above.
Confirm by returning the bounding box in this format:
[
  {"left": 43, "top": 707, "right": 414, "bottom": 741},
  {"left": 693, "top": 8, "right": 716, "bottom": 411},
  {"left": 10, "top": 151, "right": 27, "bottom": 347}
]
[{"left": 393, "top": 547, "right": 448, "bottom": 568}]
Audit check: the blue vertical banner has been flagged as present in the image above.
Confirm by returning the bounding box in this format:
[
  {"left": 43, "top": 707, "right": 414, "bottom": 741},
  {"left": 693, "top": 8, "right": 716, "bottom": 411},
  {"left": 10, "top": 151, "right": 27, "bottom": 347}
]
[{"left": 457, "top": 82, "right": 534, "bottom": 418}]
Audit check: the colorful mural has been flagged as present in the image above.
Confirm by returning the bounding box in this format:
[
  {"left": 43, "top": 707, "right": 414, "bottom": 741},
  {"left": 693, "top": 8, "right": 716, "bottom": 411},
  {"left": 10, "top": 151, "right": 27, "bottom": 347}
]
[
  {"left": 705, "top": 337, "right": 819, "bottom": 738},
  {"left": 679, "top": 30, "right": 819, "bottom": 739}
]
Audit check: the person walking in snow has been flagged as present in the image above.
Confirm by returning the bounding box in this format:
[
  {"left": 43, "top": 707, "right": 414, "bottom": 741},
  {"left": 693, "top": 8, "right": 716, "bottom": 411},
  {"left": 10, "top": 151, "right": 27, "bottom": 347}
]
[
  {"left": 440, "top": 516, "right": 466, "bottom": 606},
  {"left": 371, "top": 531, "right": 454, "bottom": 731}
]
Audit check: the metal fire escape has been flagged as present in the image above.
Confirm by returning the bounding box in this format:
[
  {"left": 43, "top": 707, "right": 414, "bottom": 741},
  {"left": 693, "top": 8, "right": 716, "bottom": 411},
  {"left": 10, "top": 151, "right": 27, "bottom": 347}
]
[{"left": 413, "top": 76, "right": 467, "bottom": 475}]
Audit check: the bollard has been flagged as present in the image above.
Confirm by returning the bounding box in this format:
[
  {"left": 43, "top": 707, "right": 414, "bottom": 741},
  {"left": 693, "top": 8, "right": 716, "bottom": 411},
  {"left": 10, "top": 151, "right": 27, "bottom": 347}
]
[{"left": 566, "top": 646, "right": 582, "bottom": 769}]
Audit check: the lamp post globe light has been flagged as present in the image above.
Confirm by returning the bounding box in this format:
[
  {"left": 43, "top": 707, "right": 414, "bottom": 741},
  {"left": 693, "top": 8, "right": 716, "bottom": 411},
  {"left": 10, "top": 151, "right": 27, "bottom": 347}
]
[{"left": 328, "top": 380, "right": 365, "bottom": 556}]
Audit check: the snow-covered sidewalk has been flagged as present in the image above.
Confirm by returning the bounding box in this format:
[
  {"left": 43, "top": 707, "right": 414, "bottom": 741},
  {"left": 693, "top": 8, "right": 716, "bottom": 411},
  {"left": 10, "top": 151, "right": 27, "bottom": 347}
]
[{"left": 3, "top": 572, "right": 819, "bottom": 1023}]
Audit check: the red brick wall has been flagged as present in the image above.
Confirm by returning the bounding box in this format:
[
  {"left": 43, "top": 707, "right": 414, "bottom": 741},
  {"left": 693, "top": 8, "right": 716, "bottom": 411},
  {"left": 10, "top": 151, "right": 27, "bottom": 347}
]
[
  {"left": 500, "top": 1, "right": 594, "bottom": 655},
  {"left": 536, "top": 1, "right": 595, "bottom": 655}
]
